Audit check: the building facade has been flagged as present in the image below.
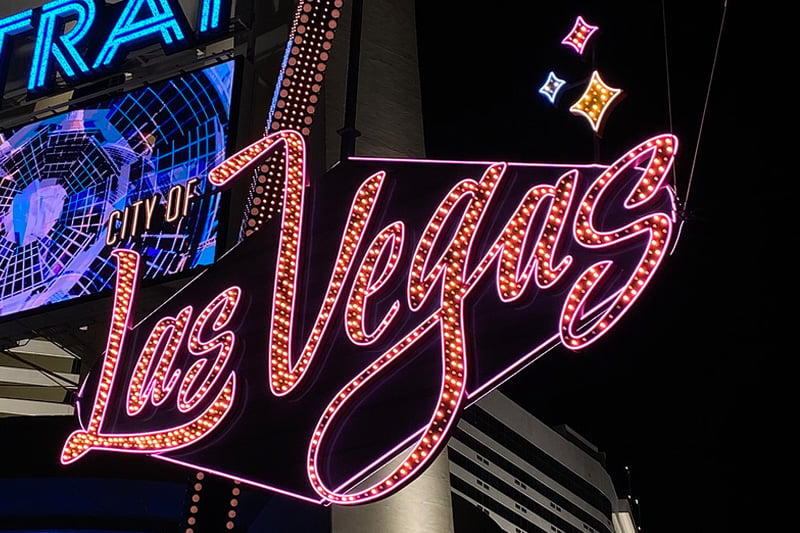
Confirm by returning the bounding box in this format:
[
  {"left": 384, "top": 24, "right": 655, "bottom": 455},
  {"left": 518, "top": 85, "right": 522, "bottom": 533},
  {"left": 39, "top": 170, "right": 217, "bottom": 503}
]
[{"left": 449, "top": 391, "right": 637, "bottom": 533}]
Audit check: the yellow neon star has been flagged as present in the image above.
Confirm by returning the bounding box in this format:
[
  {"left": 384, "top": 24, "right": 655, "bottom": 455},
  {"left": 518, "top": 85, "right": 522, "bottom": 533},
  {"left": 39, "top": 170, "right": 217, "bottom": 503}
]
[{"left": 569, "top": 71, "right": 623, "bottom": 135}]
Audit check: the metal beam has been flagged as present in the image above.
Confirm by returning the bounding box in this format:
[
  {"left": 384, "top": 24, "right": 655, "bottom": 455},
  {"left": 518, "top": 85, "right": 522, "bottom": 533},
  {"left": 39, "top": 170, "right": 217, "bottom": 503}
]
[
  {"left": 0, "top": 366, "right": 79, "bottom": 388},
  {"left": 0, "top": 397, "right": 74, "bottom": 417}
]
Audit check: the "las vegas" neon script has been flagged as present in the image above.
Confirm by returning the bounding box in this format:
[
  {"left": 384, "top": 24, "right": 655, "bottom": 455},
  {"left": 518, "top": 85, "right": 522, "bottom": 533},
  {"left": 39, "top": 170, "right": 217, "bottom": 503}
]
[
  {"left": 0, "top": 0, "right": 230, "bottom": 94},
  {"left": 61, "top": 129, "right": 678, "bottom": 505}
]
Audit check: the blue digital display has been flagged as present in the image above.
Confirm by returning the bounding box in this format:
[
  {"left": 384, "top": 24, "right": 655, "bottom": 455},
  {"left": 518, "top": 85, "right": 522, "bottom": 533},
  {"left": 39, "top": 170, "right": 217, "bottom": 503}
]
[{"left": 0, "top": 59, "right": 236, "bottom": 320}]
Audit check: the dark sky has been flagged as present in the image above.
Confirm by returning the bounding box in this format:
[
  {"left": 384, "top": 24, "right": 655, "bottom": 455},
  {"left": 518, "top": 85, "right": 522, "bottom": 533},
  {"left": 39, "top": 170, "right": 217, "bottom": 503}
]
[
  {"left": 0, "top": 2, "right": 781, "bottom": 531},
  {"left": 416, "top": 1, "right": 779, "bottom": 532}
]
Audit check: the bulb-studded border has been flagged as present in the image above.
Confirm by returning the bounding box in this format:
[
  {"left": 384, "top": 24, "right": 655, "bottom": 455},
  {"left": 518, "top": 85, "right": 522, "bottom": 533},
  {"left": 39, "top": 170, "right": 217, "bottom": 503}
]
[{"left": 241, "top": 0, "right": 344, "bottom": 238}]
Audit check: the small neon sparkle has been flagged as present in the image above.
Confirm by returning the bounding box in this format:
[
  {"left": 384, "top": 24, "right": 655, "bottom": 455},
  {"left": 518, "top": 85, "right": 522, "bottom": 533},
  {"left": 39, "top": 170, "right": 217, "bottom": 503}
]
[
  {"left": 539, "top": 71, "right": 567, "bottom": 104},
  {"left": 569, "top": 70, "right": 623, "bottom": 134},
  {"left": 561, "top": 15, "right": 599, "bottom": 55}
]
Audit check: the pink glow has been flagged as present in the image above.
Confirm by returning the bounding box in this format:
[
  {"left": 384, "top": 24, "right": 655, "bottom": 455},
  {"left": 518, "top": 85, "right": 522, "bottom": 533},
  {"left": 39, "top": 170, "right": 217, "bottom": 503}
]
[
  {"left": 61, "top": 251, "right": 238, "bottom": 464},
  {"left": 126, "top": 307, "right": 192, "bottom": 416},
  {"left": 407, "top": 164, "right": 506, "bottom": 311},
  {"left": 210, "top": 131, "right": 391, "bottom": 397},
  {"left": 267, "top": 170, "right": 388, "bottom": 396},
  {"left": 178, "top": 288, "right": 240, "bottom": 413},
  {"left": 59, "top": 0, "right": 678, "bottom": 499},
  {"left": 345, "top": 221, "right": 405, "bottom": 346},
  {"left": 67, "top": 128, "right": 678, "bottom": 504},
  {"left": 349, "top": 156, "right": 608, "bottom": 169},
  {"left": 307, "top": 311, "right": 448, "bottom": 504},
  {"left": 562, "top": 134, "right": 677, "bottom": 348},
  {"left": 561, "top": 15, "right": 599, "bottom": 55},
  {"left": 461, "top": 169, "right": 577, "bottom": 304},
  {"left": 154, "top": 455, "right": 326, "bottom": 505},
  {"left": 306, "top": 164, "right": 515, "bottom": 504}
]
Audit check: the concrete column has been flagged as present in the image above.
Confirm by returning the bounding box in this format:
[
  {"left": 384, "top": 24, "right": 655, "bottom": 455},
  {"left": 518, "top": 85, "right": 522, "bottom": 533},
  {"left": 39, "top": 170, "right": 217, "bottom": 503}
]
[
  {"left": 325, "top": 1, "right": 453, "bottom": 531},
  {"left": 332, "top": 449, "right": 455, "bottom": 533},
  {"left": 324, "top": 0, "right": 426, "bottom": 166}
]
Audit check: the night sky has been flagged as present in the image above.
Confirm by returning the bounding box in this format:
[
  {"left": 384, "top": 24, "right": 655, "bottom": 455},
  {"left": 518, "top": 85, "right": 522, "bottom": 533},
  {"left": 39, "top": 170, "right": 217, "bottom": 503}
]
[
  {"left": 416, "top": 2, "right": 778, "bottom": 532},
  {"left": 0, "top": 2, "right": 781, "bottom": 531}
]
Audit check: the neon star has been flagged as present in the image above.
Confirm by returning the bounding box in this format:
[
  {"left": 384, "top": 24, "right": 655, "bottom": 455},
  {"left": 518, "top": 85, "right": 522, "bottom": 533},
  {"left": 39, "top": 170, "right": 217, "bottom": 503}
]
[
  {"left": 561, "top": 15, "right": 599, "bottom": 55},
  {"left": 539, "top": 71, "right": 567, "bottom": 104},
  {"left": 569, "top": 71, "right": 623, "bottom": 135}
]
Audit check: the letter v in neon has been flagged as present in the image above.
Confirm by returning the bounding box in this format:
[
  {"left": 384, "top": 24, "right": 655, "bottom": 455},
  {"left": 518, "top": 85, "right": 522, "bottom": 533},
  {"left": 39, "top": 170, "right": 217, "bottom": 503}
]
[{"left": 208, "top": 130, "right": 387, "bottom": 396}]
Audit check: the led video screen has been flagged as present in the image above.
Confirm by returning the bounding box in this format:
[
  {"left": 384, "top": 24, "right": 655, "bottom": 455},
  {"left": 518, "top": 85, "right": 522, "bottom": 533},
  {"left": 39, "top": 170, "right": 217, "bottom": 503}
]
[{"left": 0, "top": 60, "right": 236, "bottom": 320}]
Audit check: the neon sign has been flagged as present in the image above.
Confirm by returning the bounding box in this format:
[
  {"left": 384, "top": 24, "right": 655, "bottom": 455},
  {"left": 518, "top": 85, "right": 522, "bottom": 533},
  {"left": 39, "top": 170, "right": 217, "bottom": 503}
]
[
  {"left": 0, "top": 0, "right": 231, "bottom": 94},
  {"left": 62, "top": 128, "right": 679, "bottom": 505},
  {"left": 539, "top": 71, "right": 567, "bottom": 104},
  {"left": 570, "top": 70, "right": 624, "bottom": 135},
  {"left": 561, "top": 15, "right": 599, "bottom": 55},
  {"left": 55, "top": 0, "right": 681, "bottom": 508}
]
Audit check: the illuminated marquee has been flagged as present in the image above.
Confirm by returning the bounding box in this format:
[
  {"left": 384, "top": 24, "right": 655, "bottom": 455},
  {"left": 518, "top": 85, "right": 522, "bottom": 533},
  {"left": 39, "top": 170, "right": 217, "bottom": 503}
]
[
  {"left": 62, "top": 129, "right": 679, "bottom": 505},
  {"left": 0, "top": 0, "right": 231, "bottom": 93},
  {"left": 57, "top": 0, "right": 681, "bottom": 508}
]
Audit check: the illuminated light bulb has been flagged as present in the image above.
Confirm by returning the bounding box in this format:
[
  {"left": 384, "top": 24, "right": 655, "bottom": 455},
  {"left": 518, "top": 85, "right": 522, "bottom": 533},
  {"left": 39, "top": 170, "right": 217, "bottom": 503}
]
[
  {"left": 241, "top": 2, "right": 343, "bottom": 229},
  {"left": 60, "top": 260, "right": 238, "bottom": 467},
  {"left": 560, "top": 134, "right": 677, "bottom": 349},
  {"left": 569, "top": 71, "right": 623, "bottom": 135},
  {"left": 539, "top": 71, "right": 567, "bottom": 104},
  {"left": 561, "top": 15, "right": 599, "bottom": 55}
]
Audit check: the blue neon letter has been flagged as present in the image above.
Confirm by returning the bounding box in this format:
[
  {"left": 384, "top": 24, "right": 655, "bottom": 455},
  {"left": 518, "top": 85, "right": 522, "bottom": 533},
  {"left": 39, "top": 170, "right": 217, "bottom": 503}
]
[
  {"left": 28, "top": 0, "right": 96, "bottom": 92},
  {"left": 93, "top": 0, "right": 187, "bottom": 69},
  {"left": 0, "top": 10, "right": 33, "bottom": 86},
  {"left": 199, "top": 0, "right": 225, "bottom": 34},
  {"left": 0, "top": 10, "right": 34, "bottom": 56}
]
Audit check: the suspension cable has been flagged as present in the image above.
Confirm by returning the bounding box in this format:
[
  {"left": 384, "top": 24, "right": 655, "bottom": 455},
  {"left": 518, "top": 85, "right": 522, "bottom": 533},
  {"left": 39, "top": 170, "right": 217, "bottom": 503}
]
[{"left": 671, "top": 0, "right": 728, "bottom": 252}]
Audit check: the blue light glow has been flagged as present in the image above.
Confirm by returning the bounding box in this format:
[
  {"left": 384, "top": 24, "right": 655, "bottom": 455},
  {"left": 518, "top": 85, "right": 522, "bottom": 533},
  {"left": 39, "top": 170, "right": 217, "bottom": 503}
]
[
  {"left": 538, "top": 71, "right": 567, "bottom": 104},
  {"left": 1, "top": 179, "right": 66, "bottom": 247},
  {"left": 199, "top": 0, "right": 224, "bottom": 33},
  {"left": 0, "top": 61, "right": 235, "bottom": 319},
  {"left": 268, "top": 37, "right": 294, "bottom": 134},
  {"left": 93, "top": 0, "right": 187, "bottom": 69},
  {"left": 0, "top": 10, "right": 33, "bottom": 57},
  {"left": 28, "top": 0, "right": 96, "bottom": 92}
]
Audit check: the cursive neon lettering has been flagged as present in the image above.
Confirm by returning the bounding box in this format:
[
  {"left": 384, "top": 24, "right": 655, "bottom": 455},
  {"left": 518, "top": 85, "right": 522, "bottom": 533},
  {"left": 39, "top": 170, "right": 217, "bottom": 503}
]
[
  {"left": 177, "top": 287, "right": 240, "bottom": 412},
  {"left": 61, "top": 250, "right": 238, "bottom": 464},
  {"left": 345, "top": 221, "right": 405, "bottom": 346},
  {"left": 64, "top": 129, "right": 679, "bottom": 506},
  {"left": 126, "top": 306, "right": 191, "bottom": 415},
  {"left": 562, "top": 135, "right": 676, "bottom": 348}
]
